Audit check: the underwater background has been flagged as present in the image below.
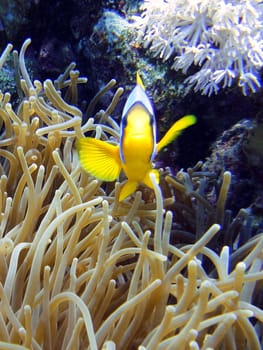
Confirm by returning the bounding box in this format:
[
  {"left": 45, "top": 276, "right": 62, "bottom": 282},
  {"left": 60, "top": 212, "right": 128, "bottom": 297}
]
[
  {"left": 0, "top": 0, "right": 262, "bottom": 349},
  {"left": 0, "top": 0, "right": 263, "bottom": 218}
]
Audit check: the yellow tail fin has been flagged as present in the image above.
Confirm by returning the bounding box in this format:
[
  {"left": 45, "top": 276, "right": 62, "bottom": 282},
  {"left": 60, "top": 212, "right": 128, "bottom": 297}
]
[
  {"left": 156, "top": 115, "right": 196, "bottom": 153},
  {"left": 76, "top": 137, "right": 121, "bottom": 181}
]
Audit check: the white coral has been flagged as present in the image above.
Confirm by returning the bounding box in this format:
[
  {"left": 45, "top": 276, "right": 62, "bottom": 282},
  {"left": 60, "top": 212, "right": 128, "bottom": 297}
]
[{"left": 133, "top": 0, "right": 263, "bottom": 95}]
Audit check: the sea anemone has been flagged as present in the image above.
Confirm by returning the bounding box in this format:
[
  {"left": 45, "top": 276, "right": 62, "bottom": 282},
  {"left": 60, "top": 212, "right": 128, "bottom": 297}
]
[
  {"left": 132, "top": 0, "right": 263, "bottom": 95},
  {"left": 0, "top": 39, "right": 262, "bottom": 349}
]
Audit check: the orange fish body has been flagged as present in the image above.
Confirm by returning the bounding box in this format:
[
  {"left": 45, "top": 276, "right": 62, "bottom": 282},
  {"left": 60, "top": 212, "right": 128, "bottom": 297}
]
[{"left": 77, "top": 74, "right": 196, "bottom": 201}]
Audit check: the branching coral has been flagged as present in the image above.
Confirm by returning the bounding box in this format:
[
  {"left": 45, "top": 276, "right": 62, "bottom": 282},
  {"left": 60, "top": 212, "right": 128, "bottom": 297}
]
[
  {"left": 0, "top": 39, "right": 262, "bottom": 349},
  {"left": 132, "top": 0, "right": 263, "bottom": 95}
]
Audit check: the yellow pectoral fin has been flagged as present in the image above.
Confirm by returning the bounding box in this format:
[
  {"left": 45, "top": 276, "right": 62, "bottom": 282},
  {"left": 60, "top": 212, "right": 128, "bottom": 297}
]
[
  {"left": 119, "top": 181, "right": 138, "bottom": 201},
  {"left": 157, "top": 115, "right": 196, "bottom": 153},
  {"left": 76, "top": 137, "right": 121, "bottom": 181}
]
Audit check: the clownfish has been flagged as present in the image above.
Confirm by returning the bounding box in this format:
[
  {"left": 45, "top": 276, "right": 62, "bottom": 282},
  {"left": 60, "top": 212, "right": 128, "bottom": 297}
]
[{"left": 77, "top": 73, "right": 196, "bottom": 201}]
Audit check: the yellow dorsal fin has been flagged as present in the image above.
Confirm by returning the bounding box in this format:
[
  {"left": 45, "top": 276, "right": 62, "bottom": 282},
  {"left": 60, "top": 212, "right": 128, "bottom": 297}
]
[
  {"left": 136, "top": 72, "right": 145, "bottom": 90},
  {"left": 156, "top": 115, "right": 196, "bottom": 153},
  {"left": 76, "top": 137, "right": 121, "bottom": 181}
]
